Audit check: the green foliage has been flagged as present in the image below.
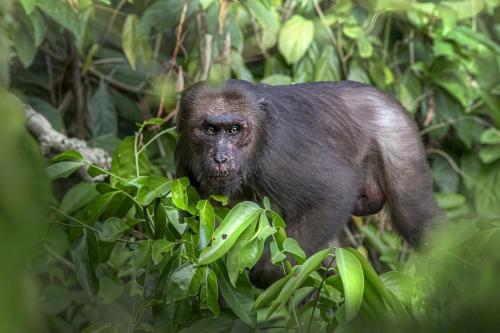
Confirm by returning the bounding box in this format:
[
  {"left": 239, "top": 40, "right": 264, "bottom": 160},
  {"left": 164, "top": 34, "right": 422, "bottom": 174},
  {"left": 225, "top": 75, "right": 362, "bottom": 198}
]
[{"left": 1, "top": 0, "right": 500, "bottom": 332}]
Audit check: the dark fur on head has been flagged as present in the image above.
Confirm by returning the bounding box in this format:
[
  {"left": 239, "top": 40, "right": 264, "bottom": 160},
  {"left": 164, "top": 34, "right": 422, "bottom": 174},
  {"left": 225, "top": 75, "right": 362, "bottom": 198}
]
[{"left": 176, "top": 80, "right": 268, "bottom": 197}]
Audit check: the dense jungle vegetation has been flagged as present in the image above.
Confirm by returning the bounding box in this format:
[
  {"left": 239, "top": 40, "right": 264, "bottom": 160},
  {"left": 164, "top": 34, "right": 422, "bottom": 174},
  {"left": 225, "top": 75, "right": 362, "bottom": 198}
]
[{"left": 0, "top": 0, "right": 499, "bottom": 332}]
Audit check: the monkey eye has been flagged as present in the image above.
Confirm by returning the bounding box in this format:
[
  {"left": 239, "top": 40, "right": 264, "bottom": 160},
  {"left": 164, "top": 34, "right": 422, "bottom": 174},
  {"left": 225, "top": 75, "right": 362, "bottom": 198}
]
[
  {"left": 203, "top": 125, "right": 217, "bottom": 135},
  {"left": 228, "top": 125, "right": 241, "bottom": 135}
]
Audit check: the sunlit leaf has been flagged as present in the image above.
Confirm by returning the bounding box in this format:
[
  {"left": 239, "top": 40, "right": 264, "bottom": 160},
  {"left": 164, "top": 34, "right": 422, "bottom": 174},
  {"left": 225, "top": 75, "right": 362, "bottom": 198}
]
[{"left": 279, "top": 15, "right": 314, "bottom": 64}]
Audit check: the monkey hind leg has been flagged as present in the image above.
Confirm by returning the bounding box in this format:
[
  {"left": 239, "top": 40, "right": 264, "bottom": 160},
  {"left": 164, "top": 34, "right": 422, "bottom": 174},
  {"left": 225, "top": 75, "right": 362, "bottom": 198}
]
[{"left": 378, "top": 138, "right": 441, "bottom": 247}]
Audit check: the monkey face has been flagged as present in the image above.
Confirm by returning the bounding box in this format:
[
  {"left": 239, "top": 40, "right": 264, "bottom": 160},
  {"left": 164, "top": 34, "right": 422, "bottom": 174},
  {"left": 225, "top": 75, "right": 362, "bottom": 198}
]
[{"left": 189, "top": 112, "right": 253, "bottom": 196}]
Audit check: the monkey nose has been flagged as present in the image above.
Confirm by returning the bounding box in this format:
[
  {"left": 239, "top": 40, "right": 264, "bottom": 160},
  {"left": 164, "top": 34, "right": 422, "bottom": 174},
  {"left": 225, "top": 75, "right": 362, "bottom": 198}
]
[{"left": 214, "top": 155, "right": 227, "bottom": 164}]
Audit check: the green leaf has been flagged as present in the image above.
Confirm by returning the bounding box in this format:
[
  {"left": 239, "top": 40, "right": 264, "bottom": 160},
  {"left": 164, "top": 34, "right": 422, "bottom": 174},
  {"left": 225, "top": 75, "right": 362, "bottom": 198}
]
[
  {"left": 88, "top": 83, "right": 117, "bottom": 137},
  {"left": 52, "top": 150, "right": 84, "bottom": 162},
  {"left": 479, "top": 146, "right": 500, "bottom": 164},
  {"left": 266, "top": 247, "right": 332, "bottom": 318},
  {"left": 110, "top": 137, "right": 150, "bottom": 184},
  {"left": 336, "top": 248, "right": 364, "bottom": 321},
  {"left": 358, "top": 37, "right": 373, "bottom": 58},
  {"left": 122, "top": 15, "right": 139, "bottom": 70},
  {"left": 37, "top": 0, "right": 81, "bottom": 40},
  {"left": 152, "top": 239, "right": 175, "bottom": 265},
  {"left": 314, "top": 45, "right": 341, "bottom": 81},
  {"left": 261, "top": 74, "right": 292, "bottom": 85},
  {"left": 213, "top": 262, "right": 255, "bottom": 327},
  {"left": 46, "top": 161, "right": 85, "bottom": 181},
  {"left": 380, "top": 271, "right": 416, "bottom": 306},
  {"left": 166, "top": 263, "right": 203, "bottom": 303},
  {"left": 238, "top": 212, "right": 274, "bottom": 272},
  {"left": 278, "top": 15, "right": 314, "bottom": 64},
  {"left": 246, "top": 0, "right": 280, "bottom": 48},
  {"left": 200, "top": 267, "right": 220, "bottom": 316},
  {"left": 60, "top": 182, "right": 99, "bottom": 214},
  {"left": 198, "top": 202, "right": 261, "bottom": 265},
  {"left": 197, "top": 200, "right": 215, "bottom": 249},
  {"left": 346, "top": 248, "right": 410, "bottom": 324},
  {"left": 71, "top": 231, "right": 99, "bottom": 295},
  {"left": 283, "top": 238, "right": 306, "bottom": 263},
  {"left": 98, "top": 276, "right": 124, "bottom": 305},
  {"left": 481, "top": 128, "right": 500, "bottom": 145},
  {"left": 171, "top": 177, "right": 192, "bottom": 212},
  {"left": 9, "top": 8, "right": 37, "bottom": 67},
  {"left": 253, "top": 272, "right": 294, "bottom": 310},
  {"left": 436, "top": 193, "right": 466, "bottom": 210},
  {"left": 227, "top": 218, "right": 257, "bottom": 286},
  {"left": 343, "top": 25, "right": 363, "bottom": 39},
  {"left": 128, "top": 176, "right": 172, "bottom": 206},
  {"left": 20, "top": 0, "right": 37, "bottom": 14},
  {"left": 99, "top": 217, "right": 129, "bottom": 242},
  {"left": 347, "top": 59, "right": 370, "bottom": 84},
  {"left": 30, "top": 9, "right": 46, "bottom": 47}
]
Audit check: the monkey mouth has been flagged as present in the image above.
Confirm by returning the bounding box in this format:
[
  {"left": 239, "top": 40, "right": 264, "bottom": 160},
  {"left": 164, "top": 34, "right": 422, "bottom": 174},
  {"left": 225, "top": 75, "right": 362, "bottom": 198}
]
[{"left": 207, "top": 171, "right": 236, "bottom": 183}]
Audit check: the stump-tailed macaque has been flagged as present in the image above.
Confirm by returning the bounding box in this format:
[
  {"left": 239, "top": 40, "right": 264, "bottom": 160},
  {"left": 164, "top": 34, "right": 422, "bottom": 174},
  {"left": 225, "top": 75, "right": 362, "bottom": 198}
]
[{"left": 175, "top": 80, "right": 440, "bottom": 286}]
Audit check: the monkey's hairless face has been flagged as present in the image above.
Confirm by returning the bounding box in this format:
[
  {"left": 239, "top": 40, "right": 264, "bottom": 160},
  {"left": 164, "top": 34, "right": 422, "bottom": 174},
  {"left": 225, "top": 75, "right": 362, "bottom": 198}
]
[{"left": 188, "top": 98, "right": 255, "bottom": 195}]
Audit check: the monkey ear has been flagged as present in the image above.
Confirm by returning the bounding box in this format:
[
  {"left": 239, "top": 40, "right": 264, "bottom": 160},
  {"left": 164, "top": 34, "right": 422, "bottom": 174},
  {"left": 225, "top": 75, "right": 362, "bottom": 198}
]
[{"left": 258, "top": 97, "right": 267, "bottom": 111}]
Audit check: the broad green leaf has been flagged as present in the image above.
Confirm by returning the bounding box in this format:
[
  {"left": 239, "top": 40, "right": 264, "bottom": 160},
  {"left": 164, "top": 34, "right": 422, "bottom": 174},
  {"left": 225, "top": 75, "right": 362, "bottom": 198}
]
[
  {"left": 336, "top": 248, "right": 364, "bottom": 321},
  {"left": 20, "top": 0, "right": 37, "bottom": 14},
  {"left": 46, "top": 161, "right": 85, "bottom": 181},
  {"left": 347, "top": 59, "right": 370, "bottom": 84},
  {"left": 343, "top": 25, "right": 363, "bottom": 39},
  {"left": 88, "top": 83, "right": 117, "bottom": 137},
  {"left": 197, "top": 200, "right": 215, "bottom": 249},
  {"left": 435, "top": 193, "right": 466, "bottom": 210},
  {"left": 166, "top": 263, "right": 203, "bottom": 303},
  {"left": 60, "top": 182, "right": 98, "bottom": 214},
  {"left": 198, "top": 202, "right": 261, "bottom": 265},
  {"left": 99, "top": 217, "right": 129, "bottom": 242},
  {"left": 279, "top": 15, "right": 314, "bottom": 64},
  {"left": 270, "top": 240, "right": 286, "bottom": 264},
  {"left": 358, "top": 37, "right": 373, "bottom": 58},
  {"left": 152, "top": 239, "right": 175, "bottom": 265},
  {"left": 128, "top": 176, "right": 172, "bottom": 206},
  {"left": 231, "top": 51, "right": 253, "bottom": 81},
  {"left": 110, "top": 137, "right": 150, "bottom": 184},
  {"left": 122, "top": 15, "right": 139, "bottom": 70},
  {"left": 479, "top": 146, "right": 500, "bottom": 164},
  {"left": 283, "top": 238, "right": 306, "bottom": 263},
  {"left": 347, "top": 248, "right": 410, "bottom": 323},
  {"left": 314, "top": 45, "right": 341, "bottom": 81},
  {"left": 200, "top": 267, "right": 219, "bottom": 316},
  {"left": 238, "top": 212, "right": 274, "bottom": 272},
  {"left": 227, "top": 218, "right": 257, "bottom": 286},
  {"left": 481, "top": 128, "right": 500, "bottom": 145},
  {"left": 213, "top": 262, "right": 255, "bottom": 327},
  {"left": 9, "top": 8, "right": 37, "bottom": 67},
  {"left": 71, "top": 231, "right": 99, "bottom": 295},
  {"left": 37, "top": 0, "right": 80, "bottom": 40},
  {"left": 380, "top": 271, "right": 416, "bottom": 306},
  {"left": 77, "top": 191, "right": 119, "bottom": 226},
  {"left": 52, "top": 150, "right": 84, "bottom": 162},
  {"left": 246, "top": 0, "right": 280, "bottom": 48},
  {"left": 30, "top": 9, "right": 46, "bottom": 47},
  {"left": 171, "top": 177, "right": 191, "bottom": 212}
]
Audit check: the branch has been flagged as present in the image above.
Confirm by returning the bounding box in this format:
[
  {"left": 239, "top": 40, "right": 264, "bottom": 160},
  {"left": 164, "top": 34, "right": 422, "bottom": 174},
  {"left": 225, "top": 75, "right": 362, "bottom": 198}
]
[{"left": 24, "top": 105, "right": 111, "bottom": 171}]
